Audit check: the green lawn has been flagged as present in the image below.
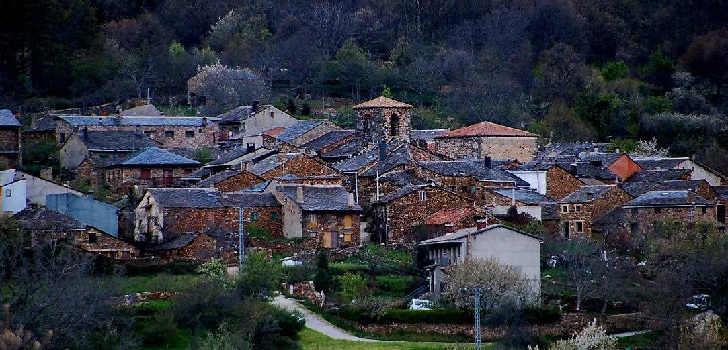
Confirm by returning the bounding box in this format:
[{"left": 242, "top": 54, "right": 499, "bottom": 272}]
[{"left": 299, "top": 328, "right": 484, "bottom": 350}]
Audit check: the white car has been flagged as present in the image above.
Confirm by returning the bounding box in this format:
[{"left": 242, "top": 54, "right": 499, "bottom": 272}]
[{"left": 409, "top": 298, "right": 433, "bottom": 310}]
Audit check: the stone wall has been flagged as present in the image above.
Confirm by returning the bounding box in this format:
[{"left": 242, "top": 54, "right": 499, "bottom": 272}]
[
  {"left": 301, "top": 212, "right": 360, "bottom": 248},
  {"left": 261, "top": 155, "right": 341, "bottom": 179},
  {"left": 105, "top": 166, "right": 195, "bottom": 192},
  {"left": 546, "top": 166, "right": 584, "bottom": 200},
  {"left": 434, "top": 136, "right": 537, "bottom": 162},
  {"left": 56, "top": 120, "right": 218, "bottom": 149},
  {"left": 0, "top": 128, "right": 21, "bottom": 152},
  {"left": 559, "top": 187, "right": 632, "bottom": 238},
  {"left": 356, "top": 107, "right": 411, "bottom": 150},
  {"left": 626, "top": 205, "right": 717, "bottom": 236},
  {"left": 214, "top": 171, "right": 264, "bottom": 192},
  {"left": 75, "top": 227, "right": 139, "bottom": 259}
]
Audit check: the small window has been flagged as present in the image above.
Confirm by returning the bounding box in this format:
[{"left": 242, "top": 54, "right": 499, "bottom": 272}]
[
  {"left": 450, "top": 186, "right": 456, "bottom": 192},
  {"left": 164, "top": 130, "right": 174, "bottom": 137},
  {"left": 702, "top": 207, "right": 707, "bottom": 214},
  {"left": 344, "top": 232, "right": 352, "bottom": 242},
  {"left": 5, "top": 189, "right": 11, "bottom": 197},
  {"left": 654, "top": 207, "right": 662, "bottom": 214},
  {"left": 418, "top": 191, "right": 427, "bottom": 201},
  {"left": 59, "top": 133, "right": 66, "bottom": 143},
  {"left": 88, "top": 231, "right": 97, "bottom": 244},
  {"left": 575, "top": 204, "right": 582, "bottom": 212},
  {"left": 575, "top": 221, "right": 584, "bottom": 233},
  {"left": 309, "top": 213, "right": 317, "bottom": 223},
  {"left": 561, "top": 205, "right": 569, "bottom": 213},
  {"left": 344, "top": 214, "right": 352, "bottom": 228},
  {"left": 185, "top": 130, "right": 194, "bottom": 138},
  {"left": 250, "top": 211, "right": 259, "bottom": 221},
  {"left": 461, "top": 186, "right": 468, "bottom": 193},
  {"left": 630, "top": 223, "right": 639, "bottom": 234},
  {"left": 140, "top": 169, "right": 151, "bottom": 179},
  {"left": 271, "top": 211, "right": 279, "bottom": 220}
]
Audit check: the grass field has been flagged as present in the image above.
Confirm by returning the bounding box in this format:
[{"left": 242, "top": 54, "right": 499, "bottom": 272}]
[{"left": 299, "top": 328, "right": 484, "bottom": 350}]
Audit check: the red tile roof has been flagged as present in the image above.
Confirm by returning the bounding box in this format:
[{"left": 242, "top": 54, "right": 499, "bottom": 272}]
[
  {"left": 435, "top": 121, "right": 537, "bottom": 138},
  {"left": 353, "top": 96, "right": 413, "bottom": 109},
  {"left": 424, "top": 207, "right": 473, "bottom": 225},
  {"left": 263, "top": 126, "right": 286, "bottom": 137}
]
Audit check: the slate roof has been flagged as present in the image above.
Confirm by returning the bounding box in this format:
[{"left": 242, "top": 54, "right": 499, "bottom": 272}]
[
  {"left": 419, "top": 224, "right": 541, "bottom": 245},
  {"left": 181, "top": 167, "right": 211, "bottom": 181},
  {"left": 150, "top": 233, "right": 204, "bottom": 250},
  {"left": 196, "top": 170, "right": 243, "bottom": 187},
  {"left": 568, "top": 162, "right": 618, "bottom": 180},
  {"left": 560, "top": 185, "right": 617, "bottom": 204},
  {"left": 275, "top": 120, "right": 326, "bottom": 143},
  {"left": 623, "top": 190, "right": 711, "bottom": 207},
  {"left": 435, "top": 121, "right": 536, "bottom": 138},
  {"left": 377, "top": 185, "right": 435, "bottom": 203},
  {"left": 120, "top": 104, "right": 162, "bottom": 116},
  {"left": 379, "top": 171, "right": 428, "bottom": 187},
  {"left": 537, "top": 142, "right": 609, "bottom": 158},
  {"left": 15, "top": 206, "right": 86, "bottom": 231},
  {"left": 540, "top": 203, "right": 559, "bottom": 220},
  {"left": 620, "top": 180, "right": 709, "bottom": 198},
  {"left": 0, "top": 109, "right": 20, "bottom": 127},
  {"left": 353, "top": 96, "right": 413, "bottom": 109},
  {"left": 632, "top": 157, "right": 687, "bottom": 170},
  {"left": 715, "top": 186, "right": 728, "bottom": 200},
  {"left": 411, "top": 129, "right": 449, "bottom": 142},
  {"left": 243, "top": 180, "right": 273, "bottom": 192},
  {"left": 625, "top": 169, "right": 691, "bottom": 183},
  {"left": 579, "top": 153, "right": 623, "bottom": 166},
  {"left": 218, "top": 105, "right": 254, "bottom": 123},
  {"left": 418, "top": 160, "right": 530, "bottom": 186},
  {"left": 58, "top": 116, "right": 219, "bottom": 127},
  {"left": 492, "top": 188, "right": 555, "bottom": 204},
  {"left": 148, "top": 188, "right": 223, "bottom": 208},
  {"left": 593, "top": 207, "right": 627, "bottom": 225},
  {"left": 207, "top": 147, "right": 277, "bottom": 167},
  {"left": 360, "top": 145, "right": 415, "bottom": 177},
  {"left": 301, "top": 130, "right": 355, "bottom": 152},
  {"left": 277, "top": 185, "right": 361, "bottom": 212},
  {"left": 221, "top": 192, "right": 281, "bottom": 207},
  {"left": 321, "top": 140, "right": 359, "bottom": 159},
  {"left": 25, "top": 115, "right": 56, "bottom": 132},
  {"left": 113, "top": 147, "right": 200, "bottom": 167},
  {"left": 248, "top": 153, "right": 299, "bottom": 176},
  {"left": 81, "top": 130, "right": 158, "bottom": 151}
]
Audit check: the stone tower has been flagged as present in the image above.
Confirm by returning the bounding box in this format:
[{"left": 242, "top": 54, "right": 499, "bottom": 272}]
[{"left": 352, "top": 96, "right": 413, "bottom": 151}]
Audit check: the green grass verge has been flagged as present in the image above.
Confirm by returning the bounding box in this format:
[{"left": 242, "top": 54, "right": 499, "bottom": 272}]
[
  {"left": 615, "top": 331, "right": 657, "bottom": 348},
  {"left": 299, "top": 328, "right": 481, "bottom": 350},
  {"left": 117, "top": 274, "right": 197, "bottom": 294}
]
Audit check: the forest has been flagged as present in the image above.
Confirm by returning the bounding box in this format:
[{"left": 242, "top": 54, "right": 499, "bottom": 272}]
[{"left": 2, "top": 0, "right": 728, "bottom": 169}]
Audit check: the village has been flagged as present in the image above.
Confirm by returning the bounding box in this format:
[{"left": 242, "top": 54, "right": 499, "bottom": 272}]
[{"left": 2, "top": 94, "right": 727, "bottom": 349}]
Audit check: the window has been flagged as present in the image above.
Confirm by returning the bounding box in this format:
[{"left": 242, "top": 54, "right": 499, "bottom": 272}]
[
  {"left": 561, "top": 205, "right": 569, "bottom": 213},
  {"left": 185, "top": 130, "right": 194, "bottom": 138},
  {"left": 344, "top": 233, "right": 352, "bottom": 242},
  {"left": 344, "top": 214, "right": 352, "bottom": 228},
  {"left": 575, "top": 221, "right": 584, "bottom": 233},
  {"left": 562, "top": 222, "right": 570, "bottom": 238},
  {"left": 250, "top": 211, "right": 259, "bottom": 221},
  {"left": 164, "top": 130, "right": 174, "bottom": 137},
  {"left": 575, "top": 204, "right": 582, "bottom": 212},
  {"left": 654, "top": 207, "right": 662, "bottom": 214},
  {"left": 630, "top": 223, "right": 639, "bottom": 234},
  {"left": 140, "top": 169, "right": 151, "bottom": 179},
  {"left": 59, "top": 133, "right": 66, "bottom": 143},
  {"left": 271, "top": 211, "right": 279, "bottom": 220},
  {"left": 309, "top": 213, "right": 317, "bottom": 223},
  {"left": 461, "top": 186, "right": 468, "bottom": 193},
  {"left": 88, "top": 231, "right": 97, "bottom": 244},
  {"left": 418, "top": 191, "right": 427, "bottom": 201},
  {"left": 702, "top": 207, "right": 707, "bottom": 215},
  {"left": 5, "top": 189, "right": 10, "bottom": 197},
  {"left": 390, "top": 113, "right": 400, "bottom": 136}
]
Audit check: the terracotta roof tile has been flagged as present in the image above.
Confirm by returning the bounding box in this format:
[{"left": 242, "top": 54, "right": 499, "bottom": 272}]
[
  {"left": 353, "top": 96, "right": 413, "bottom": 109},
  {"left": 264, "top": 126, "right": 286, "bottom": 137},
  {"left": 435, "top": 121, "right": 537, "bottom": 138},
  {"left": 425, "top": 208, "right": 473, "bottom": 225}
]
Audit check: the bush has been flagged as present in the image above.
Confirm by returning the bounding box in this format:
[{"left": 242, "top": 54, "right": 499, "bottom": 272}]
[
  {"left": 137, "top": 309, "right": 179, "bottom": 346},
  {"left": 285, "top": 264, "right": 315, "bottom": 283},
  {"left": 523, "top": 307, "right": 562, "bottom": 325},
  {"left": 124, "top": 260, "right": 200, "bottom": 276},
  {"left": 378, "top": 309, "right": 473, "bottom": 324},
  {"left": 375, "top": 275, "right": 418, "bottom": 294}
]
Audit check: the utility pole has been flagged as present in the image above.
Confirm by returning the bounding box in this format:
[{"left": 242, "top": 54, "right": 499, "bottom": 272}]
[
  {"left": 474, "top": 286, "right": 481, "bottom": 350},
  {"left": 238, "top": 206, "right": 245, "bottom": 267}
]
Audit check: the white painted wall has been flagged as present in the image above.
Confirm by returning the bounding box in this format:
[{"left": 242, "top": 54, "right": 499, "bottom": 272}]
[
  {"left": 1, "top": 169, "right": 83, "bottom": 206},
  {"left": 678, "top": 160, "right": 723, "bottom": 186},
  {"left": 509, "top": 170, "right": 547, "bottom": 194},
  {"left": 492, "top": 204, "right": 543, "bottom": 221},
  {"left": 0, "top": 180, "right": 26, "bottom": 214}
]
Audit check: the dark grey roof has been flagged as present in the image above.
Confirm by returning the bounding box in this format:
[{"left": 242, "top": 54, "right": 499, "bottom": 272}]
[
  {"left": 275, "top": 120, "right": 325, "bottom": 143},
  {"left": 377, "top": 184, "right": 432, "bottom": 203},
  {"left": 82, "top": 130, "right": 158, "bottom": 151},
  {"left": 632, "top": 157, "right": 686, "bottom": 170},
  {"left": 537, "top": 142, "right": 609, "bottom": 158},
  {"left": 15, "top": 206, "right": 86, "bottom": 231},
  {"left": 181, "top": 167, "right": 211, "bottom": 181},
  {"left": 243, "top": 180, "right": 273, "bottom": 192},
  {"left": 579, "top": 153, "right": 622, "bottom": 166},
  {"left": 333, "top": 148, "right": 378, "bottom": 172},
  {"left": 114, "top": 147, "right": 200, "bottom": 167},
  {"left": 218, "top": 105, "right": 254, "bottom": 123},
  {"left": 321, "top": 139, "right": 358, "bottom": 159},
  {"left": 148, "top": 188, "right": 223, "bottom": 208},
  {"left": 151, "top": 233, "right": 204, "bottom": 250},
  {"left": 419, "top": 224, "right": 542, "bottom": 245},
  {"left": 566, "top": 162, "right": 618, "bottom": 180},
  {"left": 491, "top": 188, "right": 555, "bottom": 204},
  {"left": 411, "top": 129, "right": 448, "bottom": 142},
  {"left": 418, "top": 160, "right": 530, "bottom": 186},
  {"left": 620, "top": 180, "right": 708, "bottom": 197},
  {"left": 221, "top": 192, "right": 280, "bottom": 207},
  {"left": 360, "top": 145, "right": 416, "bottom": 177},
  {"left": 511, "top": 161, "right": 564, "bottom": 171},
  {"left": 560, "top": 185, "right": 617, "bottom": 203},
  {"left": 0, "top": 109, "right": 20, "bottom": 127},
  {"left": 58, "top": 116, "right": 219, "bottom": 127},
  {"left": 301, "top": 130, "right": 355, "bottom": 152},
  {"left": 25, "top": 115, "right": 56, "bottom": 132},
  {"left": 541, "top": 203, "right": 559, "bottom": 220},
  {"left": 715, "top": 186, "right": 728, "bottom": 200},
  {"left": 625, "top": 169, "right": 691, "bottom": 183},
  {"left": 207, "top": 147, "right": 277, "bottom": 167},
  {"left": 379, "top": 171, "right": 429, "bottom": 187},
  {"left": 623, "top": 190, "right": 711, "bottom": 207},
  {"left": 248, "top": 153, "right": 299, "bottom": 176},
  {"left": 593, "top": 207, "right": 627, "bottom": 225},
  {"left": 278, "top": 185, "right": 361, "bottom": 212},
  {"left": 196, "top": 170, "right": 244, "bottom": 187}
]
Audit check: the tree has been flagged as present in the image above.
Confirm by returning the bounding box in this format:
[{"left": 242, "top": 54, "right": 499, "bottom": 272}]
[
  {"left": 334, "top": 39, "right": 372, "bottom": 101},
  {"left": 549, "top": 319, "right": 617, "bottom": 350},
  {"left": 187, "top": 62, "right": 269, "bottom": 115},
  {"left": 443, "top": 258, "right": 537, "bottom": 311},
  {"left": 313, "top": 249, "right": 332, "bottom": 293},
  {"left": 546, "top": 237, "right": 606, "bottom": 312},
  {"left": 681, "top": 29, "right": 728, "bottom": 99},
  {"left": 235, "top": 251, "right": 283, "bottom": 301},
  {"left": 534, "top": 43, "right": 590, "bottom": 104}
]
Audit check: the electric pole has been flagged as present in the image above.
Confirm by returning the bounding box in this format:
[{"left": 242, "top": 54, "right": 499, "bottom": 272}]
[
  {"left": 238, "top": 206, "right": 245, "bottom": 267},
  {"left": 475, "top": 286, "right": 481, "bottom": 350}
]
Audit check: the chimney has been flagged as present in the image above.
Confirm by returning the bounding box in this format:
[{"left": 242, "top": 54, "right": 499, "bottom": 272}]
[
  {"left": 615, "top": 148, "right": 620, "bottom": 154},
  {"left": 252, "top": 100, "right": 260, "bottom": 113},
  {"left": 586, "top": 192, "right": 594, "bottom": 201},
  {"left": 347, "top": 192, "right": 355, "bottom": 207},
  {"left": 570, "top": 164, "right": 578, "bottom": 176},
  {"left": 483, "top": 156, "right": 492, "bottom": 169},
  {"left": 83, "top": 127, "right": 88, "bottom": 141},
  {"left": 594, "top": 147, "right": 599, "bottom": 153},
  {"left": 296, "top": 186, "right": 304, "bottom": 203}
]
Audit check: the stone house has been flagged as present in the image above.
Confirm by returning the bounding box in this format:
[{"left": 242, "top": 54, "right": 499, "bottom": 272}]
[
  {"left": 274, "top": 185, "right": 361, "bottom": 248},
  {"left": 0, "top": 109, "right": 21, "bottom": 168},
  {"left": 60, "top": 130, "right": 158, "bottom": 170},
  {"left": 147, "top": 233, "right": 217, "bottom": 261},
  {"left": 509, "top": 163, "right": 585, "bottom": 200},
  {"left": 633, "top": 157, "right": 727, "bottom": 186},
  {"left": 557, "top": 185, "right": 632, "bottom": 238},
  {"left": 620, "top": 179, "right": 716, "bottom": 201},
  {"left": 196, "top": 169, "right": 266, "bottom": 192},
  {"left": 247, "top": 152, "right": 343, "bottom": 180},
  {"left": 217, "top": 103, "right": 298, "bottom": 148},
  {"left": 301, "top": 130, "right": 356, "bottom": 156},
  {"left": 487, "top": 188, "right": 556, "bottom": 221},
  {"left": 411, "top": 129, "right": 448, "bottom": 151},
  {"left": 353, "top": 96, "right": 414, "bottom": 151},
  {"left": 594, "top": 190, "right": 717, "bottom": 247},
  {"left": 104, "top": 147, "right": 200, "bottom": 192},
  {"left": 15, "top": 206, "right": 138, "bottom": 259},
  {"left": 433, "top": 121, "right": 538, "bottom": 162},
  {"left": 371, "top": 184, "right": 475, "bottom": 244},
  {"left": 54, "top": 115, "right": 220, "bottom": 149},
  {"left": 419, "top": 224, "right": 542, "bottom": 299},
  {"left": 22, "top": 115, "right": 57, "bottom": 150}
]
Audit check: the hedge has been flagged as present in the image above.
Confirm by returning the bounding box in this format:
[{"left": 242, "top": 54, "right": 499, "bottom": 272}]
[{"left": 378, "top": 309, "right": 474, "bottom": 324}]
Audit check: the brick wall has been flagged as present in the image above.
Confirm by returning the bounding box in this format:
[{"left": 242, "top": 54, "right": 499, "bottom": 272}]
[
  {"left": 301, "top": 211, "right": 360, "bottom": 248},
  {"left": 434, "top": 136, "right": 537, "bottom": 162},
  {"left": 546, "top": 166, "right": 584, "bottom": 200},
  {"left": 372, "top": 187, "right": 474, "bottom": 244}
]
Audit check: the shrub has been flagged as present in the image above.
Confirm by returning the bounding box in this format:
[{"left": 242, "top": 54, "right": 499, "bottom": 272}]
[
  {"left": 523, "top": 307, "right": 562, "bottom": 325},
  {"left": 378, "top": 309, "right": 473, "bottom": 324}
]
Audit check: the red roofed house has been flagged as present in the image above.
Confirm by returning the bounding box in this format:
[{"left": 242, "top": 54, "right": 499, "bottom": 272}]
[{"left": 433, "top": 121, "right": 538, "bottom": 162}]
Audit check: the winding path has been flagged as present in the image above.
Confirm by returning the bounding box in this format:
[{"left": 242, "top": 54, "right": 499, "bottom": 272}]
[{"left": 272, "top": 295, "right": 380, "bottom": 342}]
